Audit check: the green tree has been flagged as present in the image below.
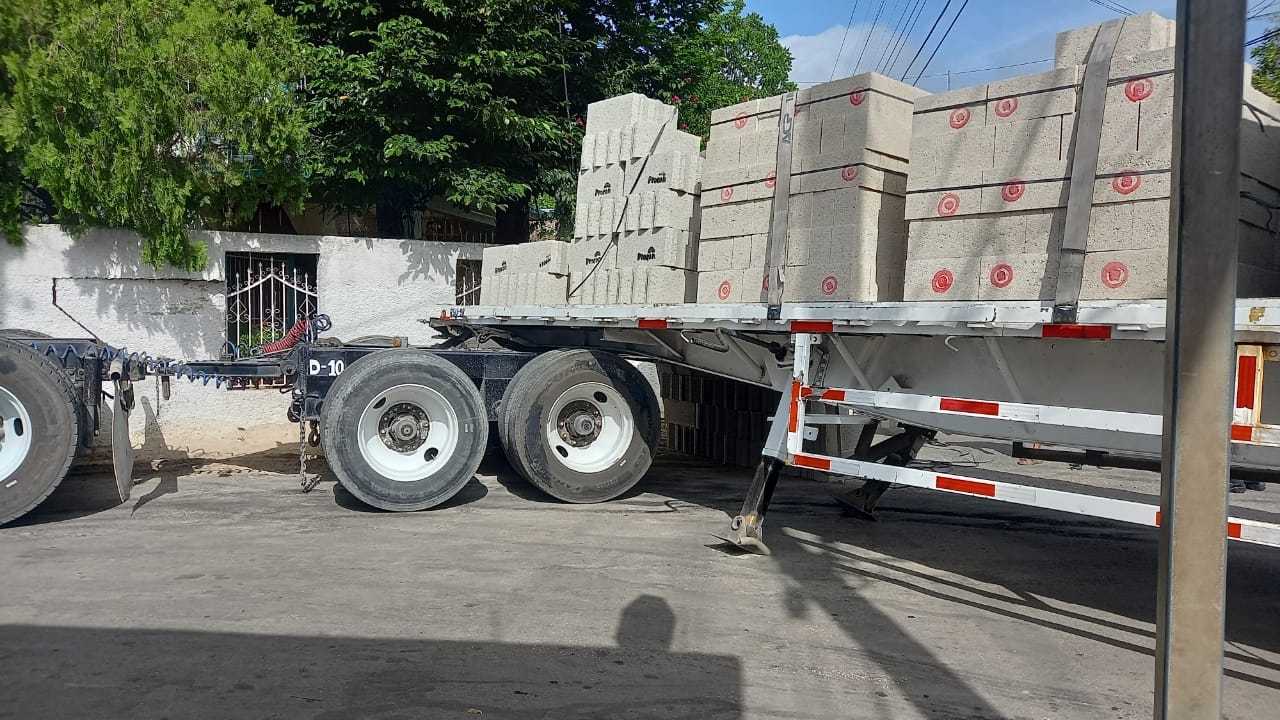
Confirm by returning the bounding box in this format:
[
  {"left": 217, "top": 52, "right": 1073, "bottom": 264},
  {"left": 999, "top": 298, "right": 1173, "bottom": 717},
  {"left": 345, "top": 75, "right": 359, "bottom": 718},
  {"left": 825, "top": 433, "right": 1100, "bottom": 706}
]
[
  {"left": 658, "top": 0, "right": 796, "bottom": 142},
  {"left": 1253, "top": 27, "right": 1280, "bottom": 101},
  {"left": 277, "top": 0, "right": 793, "bottom": 243},
  {"left": 0, "top": 0, "right": 312, "bottom": 269},
  {"left": 276, "top": 0, "right": 580, "bottom": 240}
]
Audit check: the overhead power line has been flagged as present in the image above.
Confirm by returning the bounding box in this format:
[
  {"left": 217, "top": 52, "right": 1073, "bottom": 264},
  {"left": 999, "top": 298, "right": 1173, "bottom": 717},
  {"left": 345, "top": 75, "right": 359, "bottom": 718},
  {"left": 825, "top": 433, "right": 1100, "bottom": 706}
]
[
  {"left": 875, "top": 1, "right": 917, "bottom": 74},
  {"left": 898, "top": 0, "right": 954, "bottom": 81},
  {"left": 794, "top": 57, "right": 1052, "bottom": 87},
  {"left": 883, "top": 0, "right": 932, "bottom": 77},
  {"left": 910, "top": 0, "right": 971, "bottom": 86},
  {"left": 852, "top": 0, "right": 890, "bottom": 77},
  {"left": 1084, "top": 0, "right": 1136, "bottom": 15},
  {"left": 829, "top": 1, "right": 863, "bottom": 81},
  {"left": 1247, "top": 27, "right": 1280, "bottom": 47}
]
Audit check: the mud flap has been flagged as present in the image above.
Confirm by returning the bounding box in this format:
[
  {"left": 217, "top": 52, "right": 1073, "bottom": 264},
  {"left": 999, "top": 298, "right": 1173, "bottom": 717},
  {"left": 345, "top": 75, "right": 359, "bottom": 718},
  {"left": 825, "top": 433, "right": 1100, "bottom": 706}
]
[{"left": 111, "top": 380, "right": 134, "bottom": 502}]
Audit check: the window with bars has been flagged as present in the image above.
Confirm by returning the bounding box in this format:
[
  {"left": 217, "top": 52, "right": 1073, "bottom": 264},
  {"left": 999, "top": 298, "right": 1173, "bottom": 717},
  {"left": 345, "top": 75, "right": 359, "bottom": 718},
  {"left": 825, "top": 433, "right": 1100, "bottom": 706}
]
[
  {"left": 224, "top": 252, "right": 319, "bottom": 379},
  {"left": 455, "top": 259, "right": 482, "bottom": 306}
]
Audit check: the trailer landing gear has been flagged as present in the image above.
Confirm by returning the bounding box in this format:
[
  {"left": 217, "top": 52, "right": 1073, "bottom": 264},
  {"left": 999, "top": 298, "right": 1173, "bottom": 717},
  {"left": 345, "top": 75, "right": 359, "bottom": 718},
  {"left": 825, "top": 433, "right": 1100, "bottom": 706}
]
[{"left": 723, "top": 424, "right": 935, "bottom": 555}]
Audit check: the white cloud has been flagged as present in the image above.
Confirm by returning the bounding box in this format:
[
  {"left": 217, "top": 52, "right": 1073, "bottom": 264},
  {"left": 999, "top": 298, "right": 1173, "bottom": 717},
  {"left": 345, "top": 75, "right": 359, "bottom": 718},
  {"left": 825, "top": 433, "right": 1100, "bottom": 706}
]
[{"left": 782, "top": 24, "right": 919, "bottom": 86}]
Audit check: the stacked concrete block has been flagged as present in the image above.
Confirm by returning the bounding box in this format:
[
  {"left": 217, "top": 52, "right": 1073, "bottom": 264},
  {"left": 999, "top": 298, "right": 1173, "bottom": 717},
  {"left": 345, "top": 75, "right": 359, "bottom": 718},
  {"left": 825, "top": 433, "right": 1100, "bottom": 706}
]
[
  {"left": 571, "top": 93, "right": 703, "bottom": 304},
  {"left": 904, "top": 13, "right": 1280, "bottom": 302},
  {"left": 479, "top": 241, "right": 568, "bottom": 306},
  {"left": 696, "top": 73, "right": 928, "bottom": 303}
]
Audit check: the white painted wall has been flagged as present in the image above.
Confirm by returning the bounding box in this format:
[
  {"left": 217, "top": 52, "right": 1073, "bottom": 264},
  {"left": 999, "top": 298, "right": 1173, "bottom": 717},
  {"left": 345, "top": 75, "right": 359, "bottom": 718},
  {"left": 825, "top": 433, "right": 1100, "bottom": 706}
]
[{"left": 0, "top": 225, "right": 484, "bottom": 464}]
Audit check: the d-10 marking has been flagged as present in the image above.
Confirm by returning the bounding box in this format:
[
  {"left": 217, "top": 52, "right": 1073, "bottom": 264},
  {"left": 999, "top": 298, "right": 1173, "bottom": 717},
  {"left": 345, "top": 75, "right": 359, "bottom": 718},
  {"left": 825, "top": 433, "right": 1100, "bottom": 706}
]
[{"left": 309, "top": 358, "right": 347, "bottom": 377}]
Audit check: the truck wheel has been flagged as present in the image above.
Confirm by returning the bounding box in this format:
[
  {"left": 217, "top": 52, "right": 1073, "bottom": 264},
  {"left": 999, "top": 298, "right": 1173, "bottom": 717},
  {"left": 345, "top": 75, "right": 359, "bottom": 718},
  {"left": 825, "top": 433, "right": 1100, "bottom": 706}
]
[
  {"left": 0, "top": 339, "right": 80, "bottom": 525},
  {"left": 321, "top": 349, "right": 488, "bottom": 511},
  {"left": 499, "top": 350, "right": 660, "bottom": 503}
]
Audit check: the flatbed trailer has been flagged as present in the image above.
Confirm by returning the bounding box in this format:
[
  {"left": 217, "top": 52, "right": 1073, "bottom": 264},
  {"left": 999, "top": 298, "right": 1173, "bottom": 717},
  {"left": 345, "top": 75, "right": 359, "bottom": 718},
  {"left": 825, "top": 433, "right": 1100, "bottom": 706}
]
[{"left": 5, "top": 297, "right": 1280, "bottom": 551}]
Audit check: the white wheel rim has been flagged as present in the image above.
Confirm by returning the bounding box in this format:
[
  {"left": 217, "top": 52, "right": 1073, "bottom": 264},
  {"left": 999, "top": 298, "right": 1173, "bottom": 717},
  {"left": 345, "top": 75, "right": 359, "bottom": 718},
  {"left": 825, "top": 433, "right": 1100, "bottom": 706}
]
[
  {"left": 544, "top": 381, "right": 634, "bottom": 474},
  {"left": 356, "top": 384, "right": 459, "bottom": 482},
  {"left": 0, "top": 386, "right": 34, "bottom": 481}
]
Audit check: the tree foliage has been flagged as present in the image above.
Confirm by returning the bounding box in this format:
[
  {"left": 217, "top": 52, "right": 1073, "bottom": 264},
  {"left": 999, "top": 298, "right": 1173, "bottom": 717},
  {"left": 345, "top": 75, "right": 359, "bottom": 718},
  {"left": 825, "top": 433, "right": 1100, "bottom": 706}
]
[
  {"left": 275, "top": 0, "right": 582, "bottom": 238},
  {"left": 1253, "top": 27, "right": 1280, "bottom": 102},
  {"left": 0, "top": 0, "right": 312, "bottom": 269},
  {"left": 278, "top": 0, "right": 794, "bottom": 241}
]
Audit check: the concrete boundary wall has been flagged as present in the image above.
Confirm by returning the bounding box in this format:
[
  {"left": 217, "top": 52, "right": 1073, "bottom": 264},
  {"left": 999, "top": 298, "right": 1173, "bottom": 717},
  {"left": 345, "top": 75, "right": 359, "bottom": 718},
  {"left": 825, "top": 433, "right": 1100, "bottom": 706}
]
[{"left": 0, "top": 225, "right": 485, "bottom": 466}]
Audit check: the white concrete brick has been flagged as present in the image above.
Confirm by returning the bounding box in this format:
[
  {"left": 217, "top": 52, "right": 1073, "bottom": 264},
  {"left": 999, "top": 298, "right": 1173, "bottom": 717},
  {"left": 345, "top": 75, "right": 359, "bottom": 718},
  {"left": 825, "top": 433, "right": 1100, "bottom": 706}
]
[
  {"left": 1055, "top": 12, "right": 1176, "bottom": 69},
  {"left": 580, "top": 133, "right": 597, "bottom": 171},
  {"left": 819, "top": 115, "right": 846, "bottom": 155},
  {"left": 993, "top": 115, "right": 1067, "bottom": 172},
  {"left": 696, "top": 237, "right": 736, "bottom": 272},
  {"left": 632, "top": 190, "right": 697, "bottom": 232},
  {"left": 793, "top": 118, "right": 823, "bottom": 159},
  {"left": 907, "top": 212, "right": 1039, "bottom": 260},
  {"left": 530, "top": 272, "right": 569, "bottom": 305},
  {"left": 903, "top": 254, "right": 983, "bottom": 301},
  {"left": 914, "top": 84, "right": 988, "bottom": 113},
  {"left": 622, "top": 122, "right": 701, "bottom": 162},
  {"left": 576, "top": 166, "right": 625, "bottom": 207},
  {"left": 738, "top": 128, "right": 780, "bottom": 168},
  {"left": 619, "top": 228, "right": 697, "bottom": 270},
  {"left": 912, "top": 125, "right": 996, "bottom": 188},
  {"left": 1094, "top": 167, "right": 1172, "bottom": 205},
  {"left": 697, "top": 268, "right": 759, "bottom": 303},
  {"left": 586, "top": 94, "right": 677, "bottom": 132},
  {"left": 986, "top": 68, "right": 1079, "bottom": 125},
  {"left": 705, "top": 136, "right": 741, "bottom": 171},
  {"left": 567, "top": 236, "right": 617, "bottom": 275},
  {"left": 1108, "top": 47, "right": 1174, "bottom": 80},
  {"left": 636, "top": 267, "right": 697, "bottom": 304},
  {"left": 913, "top": 102, "right": 987, "bottom": 139},
  {"left": 1080, "top": 248, "right": 1169, "bottom": 300},
  {"left": 978, "top": 252, "right": 1058, "bottom": 301},
  {"left": 524, "top": 241, "right": 568, "bottom": 275},
  {"left": 625, "top": 150, "right": 701, "bottom": 195},
  {"left": 906, "top": 187, "right": 982, "bottom": 221},
  {"left": 978, "top": 174, "right": 1069, "bottom": 214}
]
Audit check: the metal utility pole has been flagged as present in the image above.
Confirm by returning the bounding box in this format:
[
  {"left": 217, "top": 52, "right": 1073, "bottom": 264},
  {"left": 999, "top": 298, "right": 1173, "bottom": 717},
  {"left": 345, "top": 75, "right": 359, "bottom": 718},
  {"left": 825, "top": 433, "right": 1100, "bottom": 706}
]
[{"left": 1156, "top": 1, "right": 1246, "bottom": 718}]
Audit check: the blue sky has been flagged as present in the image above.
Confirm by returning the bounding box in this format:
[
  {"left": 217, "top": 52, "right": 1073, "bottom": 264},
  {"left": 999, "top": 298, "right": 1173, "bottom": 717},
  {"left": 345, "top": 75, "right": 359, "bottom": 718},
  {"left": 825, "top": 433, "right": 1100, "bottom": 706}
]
[{"left": 743, "top": 1, "right": 1276, "bottom": 93}]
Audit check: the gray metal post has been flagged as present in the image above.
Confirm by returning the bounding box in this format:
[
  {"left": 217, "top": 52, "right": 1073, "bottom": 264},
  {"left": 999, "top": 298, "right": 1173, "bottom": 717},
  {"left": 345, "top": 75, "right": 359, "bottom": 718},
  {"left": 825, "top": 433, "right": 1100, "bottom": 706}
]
[{"left": 1155, "top": 2, "right": 1246, "bottom": 718}]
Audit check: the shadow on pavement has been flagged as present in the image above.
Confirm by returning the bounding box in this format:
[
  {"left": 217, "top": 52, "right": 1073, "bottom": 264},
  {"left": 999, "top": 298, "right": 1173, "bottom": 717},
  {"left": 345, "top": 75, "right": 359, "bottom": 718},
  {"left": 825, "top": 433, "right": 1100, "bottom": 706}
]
[{"left": 0, "top": 595, "right": 741, "bottom": 720}]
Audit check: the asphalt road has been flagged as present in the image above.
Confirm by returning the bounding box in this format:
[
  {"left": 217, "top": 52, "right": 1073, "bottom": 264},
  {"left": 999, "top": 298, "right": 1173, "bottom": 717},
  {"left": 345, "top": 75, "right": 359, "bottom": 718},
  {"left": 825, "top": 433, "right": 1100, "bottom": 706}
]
[{"left": 2, "top": 441, "right": 1278, "bottom": 720}]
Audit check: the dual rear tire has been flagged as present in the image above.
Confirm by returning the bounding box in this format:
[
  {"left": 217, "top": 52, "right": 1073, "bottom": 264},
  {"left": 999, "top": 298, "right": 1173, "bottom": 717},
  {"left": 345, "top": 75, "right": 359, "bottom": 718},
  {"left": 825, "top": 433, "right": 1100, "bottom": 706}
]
[{"left": 320, "top": 348, "right": 660, "bottom": 512}]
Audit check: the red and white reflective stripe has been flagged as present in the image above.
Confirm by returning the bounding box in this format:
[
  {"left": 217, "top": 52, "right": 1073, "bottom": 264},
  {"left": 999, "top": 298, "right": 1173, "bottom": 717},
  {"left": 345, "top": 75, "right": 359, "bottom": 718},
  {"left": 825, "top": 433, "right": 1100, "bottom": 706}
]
[
  {"left": 787, "top": 334, "right": 816, "bottom": 455},
  {"left": 807, "top": 387, "right": 1162, "bottom": 434},
  {"left": 791, "top": 451, "right": 1280, "bottom": 548},
  {"left": 1041, "top": 324, "right": 1113, "bottom": 339},
  {"left": 1233, "top": 346, "right": 1263, "bottom": 426}
]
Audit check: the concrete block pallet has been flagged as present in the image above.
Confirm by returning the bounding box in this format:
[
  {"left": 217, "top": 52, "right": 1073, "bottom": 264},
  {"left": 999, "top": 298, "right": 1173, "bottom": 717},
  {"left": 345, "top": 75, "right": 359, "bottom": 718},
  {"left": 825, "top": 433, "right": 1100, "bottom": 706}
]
[
  {"left": 570, "top": 93, "right": 702, "bottom": 305},
  {"left": 479, "top": 241, "right": 569, "bottom": 306},
  {"left": 697, "top": 72, "right": 928, "bottom": 304},
  {"left": 904, "top": 12, "right": 1280, "bottom": 302}
]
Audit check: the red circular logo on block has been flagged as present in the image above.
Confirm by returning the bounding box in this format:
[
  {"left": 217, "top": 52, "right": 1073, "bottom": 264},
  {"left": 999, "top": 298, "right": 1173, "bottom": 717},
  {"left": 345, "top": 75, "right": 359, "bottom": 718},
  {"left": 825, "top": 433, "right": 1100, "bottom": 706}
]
[
  {"left": 720, "top": 186, "right": 734, "bottom": 202},
  {"left": 1125, "top": 78, "right": 1154, "bottom": 103},
  {"left": 849, "top": 90, "right": 867, "bottom": 106},
  {"left": 717, "top": 280, "right": 732, "bottom": 300},
  {"left": 949, "top": 108, "right": 971, "bottom": 129},
  {"left": 1001, "top": 180, "right": 1026, "bottom": 203},
  {"left": 821, "top": 275, "right": 839, "bottom": 295},
  {"left": 764, "top": 170, "right": 777, "bottom": 189},
  {"left": 994, "top": 97, "right": 1019, "bottom": 118},
  {"left": 1101, "top": 262, "right": 1130, "bottom": 289},
  {"left": 734, "top": 112, "right": 749, "bottom": 130},
  {"left": 990, "top": 263, "right": 1015, "bottom": 288},
  {"left": 841, "top": 165, "right": 859, "bottom": 182},
  {"left": 1112, "top": 171, "right": 1141, "bottom": 195},
  {"left": 932, "top": 269, "right": 955, "bottom": 294},
  {"left": 937, "top": 193, "right": 961, "bottom": 217}
]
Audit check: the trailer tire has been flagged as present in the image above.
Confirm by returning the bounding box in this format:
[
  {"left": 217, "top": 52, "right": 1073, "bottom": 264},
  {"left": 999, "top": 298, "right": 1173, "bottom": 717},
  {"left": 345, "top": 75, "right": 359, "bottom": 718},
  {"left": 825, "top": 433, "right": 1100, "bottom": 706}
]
[
  {"left": 498, "top": 350, "right": 660, "bottom": 503},
  {"left": 0, "top": 338, "right": 80, "bottom": 525},
  {"left": 321, "top": 349, "right": 488, "bottom": 512}
]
